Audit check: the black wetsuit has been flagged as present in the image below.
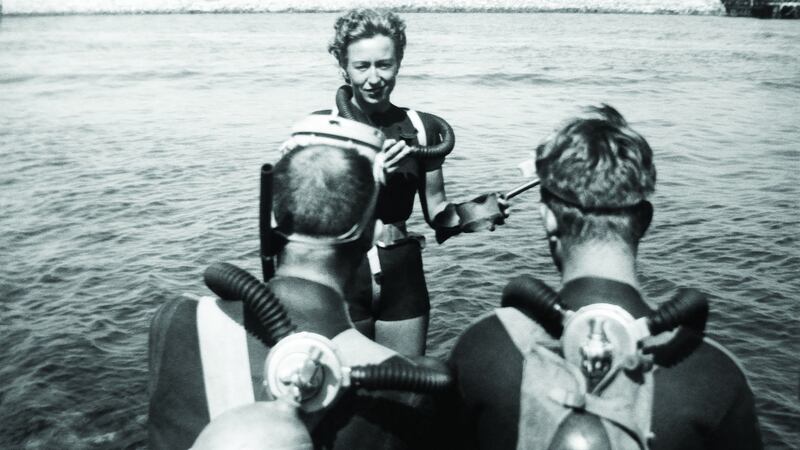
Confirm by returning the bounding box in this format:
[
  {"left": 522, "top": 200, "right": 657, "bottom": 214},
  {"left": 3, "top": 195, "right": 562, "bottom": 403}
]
[
  {"left": 316, "top": 104, "right": 447, "bottom": 323},
  {"left": 447, "top": 277, "right": 763, "bottom": 450},
  {"left": 148, "top": 276, "right": 441, "bottom": 450}
]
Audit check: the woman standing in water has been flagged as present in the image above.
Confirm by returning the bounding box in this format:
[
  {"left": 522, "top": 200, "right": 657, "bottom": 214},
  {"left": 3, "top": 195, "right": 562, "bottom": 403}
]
[{"left": 320, "top": 9, "right": 503, "bottom": 356}]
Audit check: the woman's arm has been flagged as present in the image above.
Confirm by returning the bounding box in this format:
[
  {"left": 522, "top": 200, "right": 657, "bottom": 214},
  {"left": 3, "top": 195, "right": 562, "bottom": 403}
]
[
  {"left": 422, "top": 168, "right": 458, "bottom": 228},
  {"left": 420, "top": 159, "right": 510, "bottom": 244},
  {"left": 418, "top": 168, "right": 464, "bottom": 244}
]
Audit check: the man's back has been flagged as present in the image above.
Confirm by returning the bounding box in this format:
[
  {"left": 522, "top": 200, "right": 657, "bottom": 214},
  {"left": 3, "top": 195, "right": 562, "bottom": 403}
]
[
  {"left": 448, "top": 278, "right": 762, "bottom": 450},
  {"left": 148, "top": 276, "right": 444, "bottom": 450}
]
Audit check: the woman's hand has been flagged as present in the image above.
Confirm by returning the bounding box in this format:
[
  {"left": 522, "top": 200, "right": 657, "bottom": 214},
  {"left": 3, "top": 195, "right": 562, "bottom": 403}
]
[
  {"left": 495, "top": 194, "right": 511, "bottom": 230},
  {"left": 382, "top": 139, "right": 415, "bottom": 177}
]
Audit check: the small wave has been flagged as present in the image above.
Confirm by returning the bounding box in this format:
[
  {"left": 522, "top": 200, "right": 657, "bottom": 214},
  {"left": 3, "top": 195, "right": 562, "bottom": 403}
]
[
  {"left": 406, "top": 71, "right": 560, "bottom": 86},
  {"left": 760, "top": 80, "right": 800, "bottom": 92},
  {"left": 0, "top": 74, "right": 36, "bottom": 84},
  {"left": 2, "top": 0, "right": 726, "bottom": 16}
]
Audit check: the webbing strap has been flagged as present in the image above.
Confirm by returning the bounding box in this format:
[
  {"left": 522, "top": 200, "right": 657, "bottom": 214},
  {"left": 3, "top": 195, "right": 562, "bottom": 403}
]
[
  {"left": 367, "top": 246, "right": 381, "bottom": 276},
  {"left": 496, "top": 308, "right": 579, "bottom": 450},
  {"left": 367, "top": 245, "right": 382, "bottom": 303},
  {"left": 496, "top": 307, "right": 653, "bottom": 450},
  {"left": 406, "top": 109, "right": 427, "bottom": 146},
  {"left": 196, "top": 296, "right": 254, "bottom": 419},
  {"left": 331, "top": 328, "right": 396, "bottom": 367}
]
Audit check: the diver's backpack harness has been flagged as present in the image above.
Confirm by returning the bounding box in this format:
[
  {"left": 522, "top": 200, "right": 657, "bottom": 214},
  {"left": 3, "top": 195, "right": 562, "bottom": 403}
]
[
  {"left": 203, "top": 262, "right": 453, "bottom": 412},
  {"left": 499, "top": 276, "right": 708, "bottom": 450}
]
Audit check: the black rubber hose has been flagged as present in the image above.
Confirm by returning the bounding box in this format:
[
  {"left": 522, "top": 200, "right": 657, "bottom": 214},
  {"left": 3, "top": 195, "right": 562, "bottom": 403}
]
[
  {"left": 334, "top": 85, "right": 358, "bottom": 120},
  {"left": 349, "top": 363, "right": 453, "bottom": 393},
  {"left": 501, "top": 275, "right": 567, "bottom": 338},
  {"left": 647, "top": 288, "right": 709, "bottom": 336},
  {"left": 204, "top": 262, "right": 296, "bottom": 347},
  {"left": 259, "top": 163, "right": 275, "bottom": 282},
  {"left": 334, "top": 85, "right": 455, "bottom": 160}
]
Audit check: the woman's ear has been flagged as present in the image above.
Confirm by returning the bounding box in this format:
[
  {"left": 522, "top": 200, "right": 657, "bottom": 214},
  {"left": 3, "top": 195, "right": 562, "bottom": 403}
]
[{"left": 339, "top": 67, "right": 350, "bottom": 84}]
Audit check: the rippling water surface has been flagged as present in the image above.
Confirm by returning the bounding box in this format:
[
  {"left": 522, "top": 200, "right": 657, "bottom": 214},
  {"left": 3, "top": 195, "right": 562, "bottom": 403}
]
[{"left": 0, "top": 12, "right": 798, "bottom": 449}]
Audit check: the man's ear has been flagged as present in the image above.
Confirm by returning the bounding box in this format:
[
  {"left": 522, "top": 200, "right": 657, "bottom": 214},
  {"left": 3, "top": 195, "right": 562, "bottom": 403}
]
[
  {"left": 540, "top": 203, "right": 564, "bottom": 273},
  {"left": 539, "top": 204, "right": 559, "bottom": 238}
]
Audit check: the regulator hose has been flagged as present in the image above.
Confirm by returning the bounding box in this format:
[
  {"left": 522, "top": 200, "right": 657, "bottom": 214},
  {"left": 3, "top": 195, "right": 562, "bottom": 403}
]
[
  {"left": 500, "top": 275, "right": 709, "bottom": 340},
  {"left": 501, "top": 275, "right": 567, "bottom": 337},
  {"left": 203, "top": 261, "right": 296, "bottom": 347},
  {"left": 349, "top": 363, "right": 453, "bottom": 393},
  {"left": 334, "top": 85, "right": 455, "bottom": 159},
  {"left": 647, "top": 288, "right": 708, "bottom": 335}
]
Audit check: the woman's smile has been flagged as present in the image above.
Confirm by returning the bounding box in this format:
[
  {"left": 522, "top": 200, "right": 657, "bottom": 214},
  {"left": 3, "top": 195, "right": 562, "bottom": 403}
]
[{"left": 345, "top": 35, "right": 399, "bottom": 113}]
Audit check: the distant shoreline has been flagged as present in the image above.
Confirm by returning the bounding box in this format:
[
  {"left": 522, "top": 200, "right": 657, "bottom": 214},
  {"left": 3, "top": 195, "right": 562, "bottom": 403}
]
[
  {"left": 0, "top": 0, "right": 727, "bottom": 17},
  {"left": 5, "top": 1, "right": 793, "bottom": 20},
  {"left": 0, "top": 10, "right": 728, "bottom": 16}
]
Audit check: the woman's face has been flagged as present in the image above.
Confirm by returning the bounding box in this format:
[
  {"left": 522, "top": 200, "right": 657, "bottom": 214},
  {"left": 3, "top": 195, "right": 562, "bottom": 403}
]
[{"left": 343, "top": 34, "right": 399, "bottom": 113}]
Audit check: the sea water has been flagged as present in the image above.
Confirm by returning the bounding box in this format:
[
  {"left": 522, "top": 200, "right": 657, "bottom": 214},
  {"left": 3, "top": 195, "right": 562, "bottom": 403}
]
[{"left": 0, "top": 11, "right": 798, "bottom": 449}]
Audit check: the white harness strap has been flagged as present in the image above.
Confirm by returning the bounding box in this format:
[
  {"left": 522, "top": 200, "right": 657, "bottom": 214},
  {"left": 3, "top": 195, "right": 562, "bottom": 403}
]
[
  {"left": 196, "top": 296, "right": 255, "bottom": 419},
  {"left": 367, "top": 246, "right": 381, "bottom": 276},
  {"left": 332, "top": 328, "right": 396, "bottom": 366},
  {"left": 366, "top": 245, "right": 382, "bottom": 303},
  {"left": 406, "top": 109, "right": 427, "bottom": 146}
]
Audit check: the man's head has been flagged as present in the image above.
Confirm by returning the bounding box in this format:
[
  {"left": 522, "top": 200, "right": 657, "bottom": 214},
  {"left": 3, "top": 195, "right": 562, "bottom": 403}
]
[
  {"left": 535, "top": 105, "right": 656, "bottom": 259},
  {"left": 273, "top": 143, "right": 377, "bottom": 253},
  {"left": 192, "top": 402, "right": 312, "bottom": 450}
]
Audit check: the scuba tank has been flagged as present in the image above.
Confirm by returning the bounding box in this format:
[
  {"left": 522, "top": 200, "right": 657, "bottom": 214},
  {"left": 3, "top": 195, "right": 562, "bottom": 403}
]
[{"left": 501, "top": 275, "right": 709, "bottom": 450}]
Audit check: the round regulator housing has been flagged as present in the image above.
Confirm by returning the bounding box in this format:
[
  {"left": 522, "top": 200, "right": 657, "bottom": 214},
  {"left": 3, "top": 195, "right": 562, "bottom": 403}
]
[
  {"left": 561, "top": 303, "right": 638, "bottom": 381},
  {"left": 264, "top": 332, "right": 345, "bottom": 412}
]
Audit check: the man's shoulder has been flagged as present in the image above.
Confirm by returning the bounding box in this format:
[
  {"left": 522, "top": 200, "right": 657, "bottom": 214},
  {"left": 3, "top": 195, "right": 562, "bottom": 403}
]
[
  {"left": 700, "top": 337, "right": 751, "bottom": 378},
  {"left": 452, "top": 311, "right": 506, "bottom": 351},
  {"left": 659, "top": 336, "right": 751, "bottom": 387},
  {"left": 651, "top": 336, "right": 762, "bottom": 449},
  {"left": 150, "top": 295, "right": 199, "bottom": 334},
  {"left": 147, "top": 296, "right": 209, "bottom": 450},
  {"left": 680, "top": 337, "right": 753, "bottom": 393},
  {"left": 450, "top": 310, "right": 524, "bottom": 372},
  {"left": 653, "top": 334, "right": 756, "bottom": 424},
  {"left": 148, "top": 296, "right": 201, "bottom": 376}
]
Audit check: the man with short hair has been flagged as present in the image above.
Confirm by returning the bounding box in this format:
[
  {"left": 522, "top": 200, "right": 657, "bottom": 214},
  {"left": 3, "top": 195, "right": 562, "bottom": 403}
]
[
  {"left": 447, "top": 105, "right": 762, "bottom": 450},
  {"left": 148, "top": 116, "right": 440, "bottom": 450}
]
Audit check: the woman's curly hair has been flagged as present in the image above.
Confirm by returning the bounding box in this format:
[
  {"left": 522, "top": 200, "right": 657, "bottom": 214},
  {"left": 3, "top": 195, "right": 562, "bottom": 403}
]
[{"left": 328, "top": 9, "right": 407, "bottom": 68}]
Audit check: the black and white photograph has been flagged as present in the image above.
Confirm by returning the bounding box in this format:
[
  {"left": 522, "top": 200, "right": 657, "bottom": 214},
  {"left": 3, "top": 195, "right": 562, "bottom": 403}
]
[{"left": 0, "top": 1, "right": 797, "bottom": 448}]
